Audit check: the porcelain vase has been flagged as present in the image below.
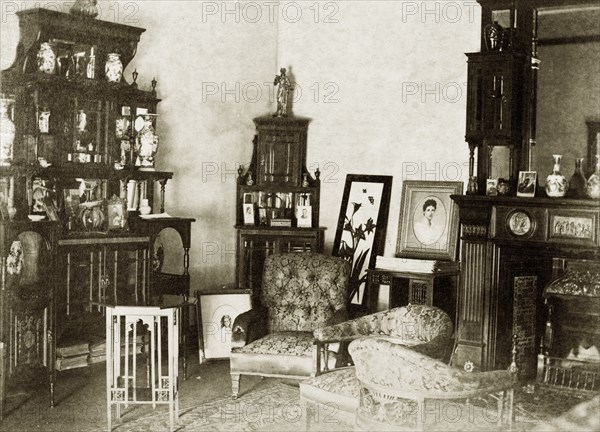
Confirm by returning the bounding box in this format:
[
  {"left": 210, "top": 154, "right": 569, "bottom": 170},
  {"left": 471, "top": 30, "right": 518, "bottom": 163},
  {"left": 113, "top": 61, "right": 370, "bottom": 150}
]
[
  {"left": 37, "top": 42, "right": 56, "bottom": 74},
  {"left": 567, "top": 158, "right": 587, "bottom": 198},
  {"left": 139, "top": 199, "right": 152, "bottom": 215},
  {"left": 0, "top": 98, "right": 16, "bottom": 166},
  {"left": 587, "top": 156, "right": 600, "bottom": 200},
  {"left": 105, "top": 53, "right": 123, "bottom": 83},
  {"left": 545, "top": 154, "right": 567, "bottom": 198}
]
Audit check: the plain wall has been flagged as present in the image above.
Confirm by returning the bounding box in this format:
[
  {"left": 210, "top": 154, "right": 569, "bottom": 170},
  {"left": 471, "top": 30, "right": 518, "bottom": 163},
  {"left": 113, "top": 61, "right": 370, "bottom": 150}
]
[{"left": 1, "top": 1, "right": 480, "bottom": 293}]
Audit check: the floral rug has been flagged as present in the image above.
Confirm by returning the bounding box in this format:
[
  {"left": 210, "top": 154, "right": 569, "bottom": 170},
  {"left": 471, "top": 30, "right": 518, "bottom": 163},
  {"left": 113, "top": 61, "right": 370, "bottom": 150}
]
[
  {"left": 94, "top": 382, "right": 595, "bottom": 432},
  {"left": 95, "top": 382, "right": 303, "bottom": 432}
]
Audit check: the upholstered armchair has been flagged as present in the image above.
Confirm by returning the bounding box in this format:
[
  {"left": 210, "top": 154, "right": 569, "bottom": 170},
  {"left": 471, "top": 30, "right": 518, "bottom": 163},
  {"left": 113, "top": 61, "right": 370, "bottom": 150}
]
[
  {"left": 348, "top": 336, "right": 519, "bottom": 431},
  {"left": 300, "top": 304, "right": 454, "bottom": 429},
  {"left": 229, "top": 253, "right": 351, "bottom": 399}
]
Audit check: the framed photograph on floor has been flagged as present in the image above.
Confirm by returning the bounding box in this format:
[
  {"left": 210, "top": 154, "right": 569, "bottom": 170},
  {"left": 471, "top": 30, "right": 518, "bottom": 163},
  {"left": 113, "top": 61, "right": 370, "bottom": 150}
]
[
  {"left": 197, "top": 289, "right": 252, "bottom": 360},
  {"left": 396, "top": 181, "right": 463, "bottom": 261},
  {"left": 332, "top": 174, "right": 393, "bottom": 305}
]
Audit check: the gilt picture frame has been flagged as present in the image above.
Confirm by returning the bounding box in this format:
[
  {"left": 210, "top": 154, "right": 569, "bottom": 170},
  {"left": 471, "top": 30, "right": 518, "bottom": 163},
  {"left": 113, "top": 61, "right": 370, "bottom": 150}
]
[
  {"left": 396, "top": 181, "right": 463, "bottom": 261},
  {"left": 332, "top": 174, "right": 393, "bottom": 305}
]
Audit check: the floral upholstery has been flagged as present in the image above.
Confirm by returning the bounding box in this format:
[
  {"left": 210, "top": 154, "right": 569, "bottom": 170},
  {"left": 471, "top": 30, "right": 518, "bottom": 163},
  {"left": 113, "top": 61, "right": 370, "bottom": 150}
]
[
  {"left": 348, "top": 337, "right": 518, "bottom": 430},
  {"left": 230, "top": 253, "right": 351, "bottom": 399},
  {"left": 233, "top": 331, "right": 314, "bottom": 356},
  {"left": 314, "top": 303, "right": 454, "bottom": 362},
  {"left": 302, "top": 367, "right": 360, "bottom": 399},
  {"left": 261, "top": 253, "right": 350, "bottom": 332},
  {"left": 299, "top": 367, "right": 360, "bottom": 428},
  {"left": 300, "top": 305, "right": 455, "bottom": 429}
]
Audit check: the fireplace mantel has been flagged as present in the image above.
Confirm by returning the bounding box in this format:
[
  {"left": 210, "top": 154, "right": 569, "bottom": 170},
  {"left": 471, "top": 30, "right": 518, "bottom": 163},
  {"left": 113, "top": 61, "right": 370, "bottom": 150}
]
[{"left": 451, "top": 195, "right": 600, "bottom": 378}]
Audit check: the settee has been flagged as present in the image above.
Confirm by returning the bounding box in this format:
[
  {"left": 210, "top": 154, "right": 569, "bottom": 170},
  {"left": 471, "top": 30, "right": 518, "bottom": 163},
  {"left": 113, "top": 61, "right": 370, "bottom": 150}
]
[{"left": 300, "top": 304, "right": 454, "bottom": 429}]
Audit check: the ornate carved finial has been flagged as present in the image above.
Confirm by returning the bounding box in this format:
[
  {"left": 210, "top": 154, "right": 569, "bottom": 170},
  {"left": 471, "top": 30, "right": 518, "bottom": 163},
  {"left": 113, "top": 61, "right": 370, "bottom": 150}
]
[
  {"left": 70, "top": 0, "right": 99, "bottom": 18},
  {"left": 131, "top": 69, "right": 139, "bottom": 89},
  {"left": 151, "top": 77, "right": 157, "bottom": 96},
  {"left": 273, "top": 67, "right": 292, "bottom": 117}
]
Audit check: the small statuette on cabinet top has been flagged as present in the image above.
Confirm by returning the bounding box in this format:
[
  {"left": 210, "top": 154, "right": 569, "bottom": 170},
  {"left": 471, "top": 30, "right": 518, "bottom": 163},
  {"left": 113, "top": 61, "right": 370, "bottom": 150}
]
[{"left": 273, "top": 67, "right": 292, "bottom": 117}]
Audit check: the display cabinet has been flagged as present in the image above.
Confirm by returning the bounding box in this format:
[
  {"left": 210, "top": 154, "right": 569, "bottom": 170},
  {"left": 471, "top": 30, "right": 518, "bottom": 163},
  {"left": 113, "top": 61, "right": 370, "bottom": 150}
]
[
  {"left": 464, "top": 1, "right": 538, "bottom": 194},
  {"left": 235, "top": 116, "right": 325, "bottom": 303},
  {"left": 465, "top": 51, "right": 530, "bottom": 191},
  {"left": 0, "top": 7, "right": 194, "bottom": 411}
]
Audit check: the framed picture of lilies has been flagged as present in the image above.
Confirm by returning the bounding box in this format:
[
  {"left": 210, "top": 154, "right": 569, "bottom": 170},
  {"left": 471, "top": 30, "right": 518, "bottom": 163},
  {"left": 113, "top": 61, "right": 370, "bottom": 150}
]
[{"left": 332, "top": 174, "right": 393, "bottom": 307}]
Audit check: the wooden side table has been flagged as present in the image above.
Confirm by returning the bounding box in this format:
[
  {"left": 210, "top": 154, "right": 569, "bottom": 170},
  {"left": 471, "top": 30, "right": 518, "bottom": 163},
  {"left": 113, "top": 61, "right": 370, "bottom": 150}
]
[{"left": 365, "top": 268, "right": 460, "bottom": 325}]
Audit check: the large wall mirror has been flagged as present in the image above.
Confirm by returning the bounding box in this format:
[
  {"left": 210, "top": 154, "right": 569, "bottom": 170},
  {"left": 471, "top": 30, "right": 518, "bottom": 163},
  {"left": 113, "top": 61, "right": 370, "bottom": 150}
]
[
  {"left": 535, "top": 4, "right": 600, "bottom": 178},
  {"left": 489, "top": 1, "right": 599, "bottom": 182}
]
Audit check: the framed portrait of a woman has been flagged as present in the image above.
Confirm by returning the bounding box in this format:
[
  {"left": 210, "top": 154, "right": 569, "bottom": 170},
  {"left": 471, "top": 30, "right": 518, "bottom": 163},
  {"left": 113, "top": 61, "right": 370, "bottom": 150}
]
[{"left": 396, "top": 181, "right": 463, "bottom": 261}]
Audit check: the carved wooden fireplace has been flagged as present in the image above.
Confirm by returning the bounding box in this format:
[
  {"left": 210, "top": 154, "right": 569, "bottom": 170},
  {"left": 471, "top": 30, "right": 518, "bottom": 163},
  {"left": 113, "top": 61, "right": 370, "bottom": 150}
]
[
  {"left": 538, "top": 259, "right": 600, "bottom": 392},
  {"left": 451, "top": 195, "right": 600, "bottom": 380}
]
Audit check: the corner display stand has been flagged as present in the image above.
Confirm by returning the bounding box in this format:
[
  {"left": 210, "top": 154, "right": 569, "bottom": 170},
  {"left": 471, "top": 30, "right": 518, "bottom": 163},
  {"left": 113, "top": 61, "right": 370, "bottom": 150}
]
[{"left": 235, "top": 116, "right": 325, "bottom": 304}]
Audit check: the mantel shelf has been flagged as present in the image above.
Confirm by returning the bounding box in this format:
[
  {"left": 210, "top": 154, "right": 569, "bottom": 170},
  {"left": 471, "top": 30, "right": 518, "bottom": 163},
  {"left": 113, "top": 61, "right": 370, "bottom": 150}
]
[{"left": 451, "top": 194, "right": 600, "bottom": 209}]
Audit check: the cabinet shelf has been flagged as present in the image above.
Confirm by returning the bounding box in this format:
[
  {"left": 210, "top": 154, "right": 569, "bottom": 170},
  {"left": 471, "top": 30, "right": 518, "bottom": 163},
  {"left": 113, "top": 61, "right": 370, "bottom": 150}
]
[
  {"left": 0, "top": 164, "right": 173, "bottom": 181},
  {"left": 1, "top": 72, "right": 160, "bottom": 104}
]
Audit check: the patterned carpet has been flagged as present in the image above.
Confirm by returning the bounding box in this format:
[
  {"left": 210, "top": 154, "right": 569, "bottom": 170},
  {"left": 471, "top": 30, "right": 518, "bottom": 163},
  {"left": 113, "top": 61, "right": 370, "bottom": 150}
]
[
  {"left": 92, "top": 382, "right": 596, "bottom": 432},
  {"left": 95, "top": 382, "right": 302, "bottom": 432}
]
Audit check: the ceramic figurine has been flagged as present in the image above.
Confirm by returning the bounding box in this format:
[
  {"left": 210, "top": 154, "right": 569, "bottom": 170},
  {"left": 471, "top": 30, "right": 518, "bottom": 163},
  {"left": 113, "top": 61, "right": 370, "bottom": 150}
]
[
  {"left": 0, "top": 98, "right": 15, "bottom": 166},
  {"left": 135, "top": 114, "right": 159, "bottom": 170},
  {"left": 86, "top": 47, "right": 96, "bottom": 79},
  {"left": 484, "top": 21, "right": 504, "bottom": 52},
  {"left": 545, "top": 154, "right": 567, "bottom": 198},
  {"left": 37, "top": 42, "right": 56, "bottom": 74},
  {"left": 77, "top": 110, "right": 87, "bottom": 132},
  {"left": 105, "top": 53, "right": 123, "bottom": 83}
]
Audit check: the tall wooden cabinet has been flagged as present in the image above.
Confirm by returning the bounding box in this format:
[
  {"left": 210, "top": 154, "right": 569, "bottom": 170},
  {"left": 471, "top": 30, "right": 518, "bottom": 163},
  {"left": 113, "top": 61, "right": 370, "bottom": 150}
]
[
  {"left": 235, "top": 116, "right": 325, "bottom": 303},
  {"left": 0, "top": 8, "right": 194, "bottom": 414}
]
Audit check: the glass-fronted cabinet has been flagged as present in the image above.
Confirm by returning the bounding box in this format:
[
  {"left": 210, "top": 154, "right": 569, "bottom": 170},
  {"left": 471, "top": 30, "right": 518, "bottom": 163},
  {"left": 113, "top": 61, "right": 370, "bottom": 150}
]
[{"left": 0, "top": 7, "right": 193, "bottom": 413}]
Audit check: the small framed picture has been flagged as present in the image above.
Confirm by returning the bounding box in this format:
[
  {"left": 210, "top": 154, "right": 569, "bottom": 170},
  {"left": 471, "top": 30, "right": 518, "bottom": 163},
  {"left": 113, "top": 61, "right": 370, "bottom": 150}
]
[
  {"left": 106, "top": 194, "right": 127, "bottom": 230},
  {"left": 517, "top": 171, "right": 537, "bottom": 197},
  {"left": 242, "top": 193, "right": 255, "bottom": 225},
  {"left": 296, "top": 205, "right": 312, "bottom": 228},
  {"left": 243, "top": 204, "right": 255, "bottom": 225},
  {"left": 258, "top": 208, "right": 268, "bottom": 226},
  {"left": 486, "top": 179, "right": 498, "bottom": 196},
  {"left": 196, "top": 289, "right": 252, "bottom": 360}
]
